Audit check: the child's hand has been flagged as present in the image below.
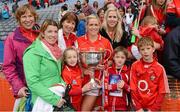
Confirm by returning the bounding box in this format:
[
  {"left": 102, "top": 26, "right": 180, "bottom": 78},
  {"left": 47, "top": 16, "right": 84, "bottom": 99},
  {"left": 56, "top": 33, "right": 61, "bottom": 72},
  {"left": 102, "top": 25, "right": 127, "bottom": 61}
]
[{"left": 117, "top": 80, "right": 125, "bottom": 90}]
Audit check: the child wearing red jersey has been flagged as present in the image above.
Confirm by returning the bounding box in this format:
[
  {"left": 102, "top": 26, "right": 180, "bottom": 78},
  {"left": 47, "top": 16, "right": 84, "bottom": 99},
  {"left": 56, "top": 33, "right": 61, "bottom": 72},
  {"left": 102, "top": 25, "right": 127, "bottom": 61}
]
[
  {"left": 61, "top": 47, "right": 93, "bottom": 111},
  {"left": 104, "top": 46, "right": 130, "bottom": 111},
  {"left": 130, "top": 37, "right": 170, "bottom": 111}
]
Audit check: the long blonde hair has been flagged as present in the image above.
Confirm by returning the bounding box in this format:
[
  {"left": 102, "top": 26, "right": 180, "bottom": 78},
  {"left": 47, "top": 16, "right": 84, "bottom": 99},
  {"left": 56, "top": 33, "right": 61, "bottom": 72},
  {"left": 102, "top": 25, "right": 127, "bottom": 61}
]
[{"left": 101, "top": 7, "right": 123, "bottom": 42}]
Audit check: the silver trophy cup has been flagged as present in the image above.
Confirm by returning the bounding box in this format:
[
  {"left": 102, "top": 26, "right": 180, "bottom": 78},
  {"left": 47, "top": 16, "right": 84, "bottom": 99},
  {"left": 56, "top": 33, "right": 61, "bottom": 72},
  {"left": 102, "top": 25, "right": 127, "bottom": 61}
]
[{"left": 80, "top": 50, "right": 105, "bottom": 89}]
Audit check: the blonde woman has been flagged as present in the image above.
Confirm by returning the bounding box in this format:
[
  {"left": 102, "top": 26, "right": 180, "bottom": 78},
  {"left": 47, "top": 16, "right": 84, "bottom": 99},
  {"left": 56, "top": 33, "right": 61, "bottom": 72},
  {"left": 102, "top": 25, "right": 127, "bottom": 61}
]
[
  {"left": 100, "top": 7, "right": 129, "bottom": 49},
  {"left": 76, "top": 14, "right": 113, "bottom": 111}
]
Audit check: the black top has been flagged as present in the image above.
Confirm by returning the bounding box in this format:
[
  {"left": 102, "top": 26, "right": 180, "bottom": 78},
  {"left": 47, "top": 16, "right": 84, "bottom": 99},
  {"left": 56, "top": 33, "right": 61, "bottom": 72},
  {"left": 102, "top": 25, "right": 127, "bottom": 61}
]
[
  {"left": 163, "top": 26, "right": 180, "bottom": 80},
  {"left": 166, "top": 13, "right": 180, "bottom": 28},
  {"left": 99, "top": 28, "right": 131, "bottom": 49}
]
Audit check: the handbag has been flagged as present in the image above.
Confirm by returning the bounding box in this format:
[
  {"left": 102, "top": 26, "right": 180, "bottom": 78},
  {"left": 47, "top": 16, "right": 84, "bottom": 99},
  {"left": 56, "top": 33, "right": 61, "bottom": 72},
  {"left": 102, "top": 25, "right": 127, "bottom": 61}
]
[{"left": 53, "top": 84, "right": 75, "bottom": 111}]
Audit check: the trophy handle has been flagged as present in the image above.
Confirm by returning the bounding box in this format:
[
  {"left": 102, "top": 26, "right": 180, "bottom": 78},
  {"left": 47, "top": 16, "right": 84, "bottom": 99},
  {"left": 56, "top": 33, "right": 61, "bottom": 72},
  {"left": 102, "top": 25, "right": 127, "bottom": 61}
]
[{"left": 103, "top": 49, "right": 112, "bottom": 64}]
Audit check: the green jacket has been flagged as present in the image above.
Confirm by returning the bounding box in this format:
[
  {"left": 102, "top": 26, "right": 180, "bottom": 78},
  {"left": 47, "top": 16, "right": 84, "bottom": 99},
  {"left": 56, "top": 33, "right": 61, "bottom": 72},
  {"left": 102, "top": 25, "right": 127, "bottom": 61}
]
[{"left": 23, "top": 38, "right": 65, "bottom": 106}]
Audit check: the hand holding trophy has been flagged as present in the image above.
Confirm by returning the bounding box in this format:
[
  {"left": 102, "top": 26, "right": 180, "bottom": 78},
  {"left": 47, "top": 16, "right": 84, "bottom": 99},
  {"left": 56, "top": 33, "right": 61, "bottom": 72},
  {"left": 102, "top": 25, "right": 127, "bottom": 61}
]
[{"left": 80, "top": 47, "right": 111, "bottom": 90}]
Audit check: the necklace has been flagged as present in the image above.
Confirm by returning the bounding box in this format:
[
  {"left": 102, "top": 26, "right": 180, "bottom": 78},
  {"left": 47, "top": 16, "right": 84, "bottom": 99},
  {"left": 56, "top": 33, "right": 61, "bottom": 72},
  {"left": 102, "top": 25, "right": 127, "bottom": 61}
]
[{"left": 108, "top": 31, "right": 115, "bottom": 40}]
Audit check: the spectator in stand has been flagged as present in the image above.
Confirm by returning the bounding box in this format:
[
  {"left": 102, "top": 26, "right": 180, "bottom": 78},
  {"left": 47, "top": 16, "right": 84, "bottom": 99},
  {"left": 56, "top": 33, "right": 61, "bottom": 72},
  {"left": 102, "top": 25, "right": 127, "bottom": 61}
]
[
  {"left": 40, "top": 0, "right": 45, "bottom": 8},
  {"left": 146, "top": 0, "right": 167, "bottom": 25},
  {"left": 92, "top": 1, "right": 99, "bottom": 14},
  {"left": 74, "top": 0, "right": 82, "bottom": 15},
  {"left": 118, "top": 6, "right": 127, "bottom": 33},
  {"left": 103, "top": 2, "right": 116, "bottom": 13},
  {"left": 3, "top": 4, "right": 39, "bottom": 110},
  {"left": 124, "top": 6, "right": 134, "bottom": 33},
  {"left": 138, "top": 0, "right": 148, "bottom": 22},
  {"left": 58, "top": 5, "right": 68, "bottom": 22},
  {"left": 166, "top": 0, "right": 180, "bottom": 31},
  {"left": 82, "top": 0, "right": 94, "bottom": 16},
  {"left": 3, "top": 3, "right": 9, "bottom": 12},
  {"left": 104, "top": 0, "right": 116, "bottom": 5},
  {"left": 36, "top": 0, "right": 41, "bottom": 9},
  {"left": 130, "top": 0, "right": 139, "bottom": 19},
  {"left": 64, "top": 3, "right": 69, "bottom": 10},
  {"left": 44, "top": 0, "right": 49, "bottom": 8},
  {"left": 58, "top": 12, "right": 79, "bottom": 52},
  {"left": 76, "top": 13, "right": 86, "bottom": 37},
  {"left": 2, "top": 3, "right": 10, "bottom": 19},
  {"left": 97, "top": 8, "right": 105, "bottom": 24},
  {"left": 145, "top": 0, "right": 167, "bottom": 35},
  {"left": 118, "top": 6, "right": 128, "bottom": 37},
  {"left": 118, "top": 6, "right": 125, "bottom": 18},
  {"left": 12, "top": 1, "right": 19, "bottom": 15},
  {"left": 100, "top": 7, "right": 129, "bottom": 49},
  {"left": 114, "top": 0, "right": 131, "bottom": 9}
]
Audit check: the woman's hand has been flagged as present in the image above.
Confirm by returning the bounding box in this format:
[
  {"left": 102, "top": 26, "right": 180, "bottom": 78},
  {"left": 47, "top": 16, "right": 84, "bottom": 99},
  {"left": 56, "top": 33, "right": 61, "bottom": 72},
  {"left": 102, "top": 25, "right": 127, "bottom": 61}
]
[
  {"left": 57, "top": 98, "right": 66, "bottom": 108},
  {"left": 18, "top": 87, "right": 29, "bottom": 97},
  {"left": 83, "top": 68, "right": 94, "bottom": 76},
  {"left": 96, "top": 64, "right": 105, "bottom": 70},
  {"left": 117, "top": 80, "right": 125, "bottom": 90}
]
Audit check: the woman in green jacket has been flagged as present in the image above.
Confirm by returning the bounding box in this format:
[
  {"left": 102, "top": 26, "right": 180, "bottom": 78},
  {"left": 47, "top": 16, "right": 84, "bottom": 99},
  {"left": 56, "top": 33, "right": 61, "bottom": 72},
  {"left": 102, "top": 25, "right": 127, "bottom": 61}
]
[{"left": 23, "top": 19, "right": 65, "bottom": 109}]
